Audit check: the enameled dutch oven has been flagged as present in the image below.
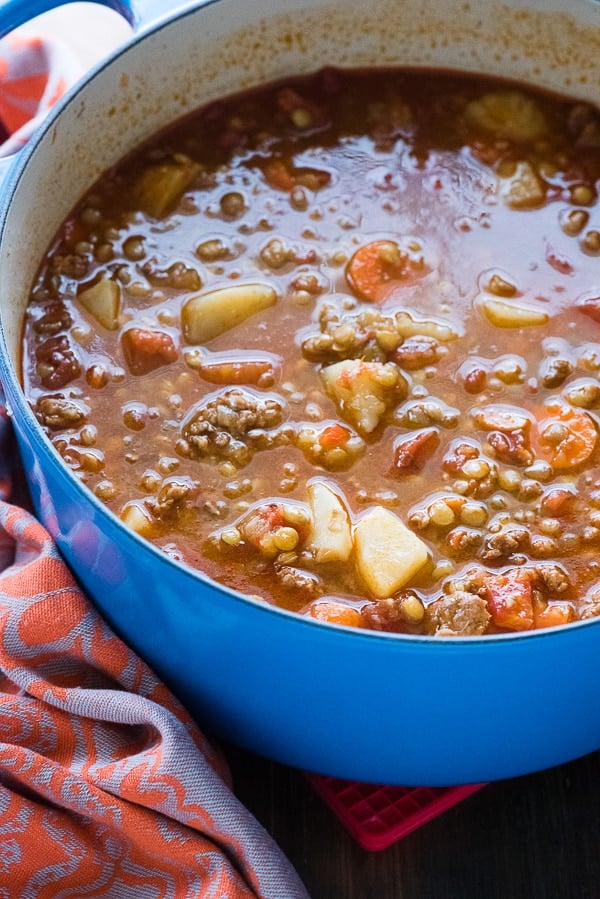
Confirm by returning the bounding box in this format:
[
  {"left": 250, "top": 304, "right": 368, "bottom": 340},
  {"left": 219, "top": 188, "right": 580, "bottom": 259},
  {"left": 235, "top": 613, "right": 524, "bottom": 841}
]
[{"left": 0, "top": 0, "right": 599, "bottom": 786}]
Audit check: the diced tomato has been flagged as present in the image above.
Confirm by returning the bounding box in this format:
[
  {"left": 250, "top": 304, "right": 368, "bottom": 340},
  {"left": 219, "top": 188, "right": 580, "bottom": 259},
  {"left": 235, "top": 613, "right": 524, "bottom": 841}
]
[
  {"left": 305, "top": 600, "right": 364, "bottom": 628},
  {"left": 483, "top": 569, "right": 534, "bottom": 631},
  {"left": 122, "top": 328, "right": 178, "bottom": 375},
  {"left": 391, "top": 427, "right": 440, "bottom": 475},
  {"left": 318, "top": 423, "right": 350, "bottom": 450}
]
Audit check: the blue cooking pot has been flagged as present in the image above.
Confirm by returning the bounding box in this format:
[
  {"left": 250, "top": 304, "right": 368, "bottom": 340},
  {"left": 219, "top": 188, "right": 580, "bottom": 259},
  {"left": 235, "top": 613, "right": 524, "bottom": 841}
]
[{"left": 0, "top": 0, "right": 599, "bottom": 786}]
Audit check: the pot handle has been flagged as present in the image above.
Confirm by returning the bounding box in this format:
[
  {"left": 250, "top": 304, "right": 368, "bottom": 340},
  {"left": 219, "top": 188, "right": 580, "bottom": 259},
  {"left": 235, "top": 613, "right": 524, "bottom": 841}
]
[
  {"left": 0, "top": 0, "right": 193, "bottom": 39},
  {"left": 0, "top": 0, "right": 193, "bottom": 184}
]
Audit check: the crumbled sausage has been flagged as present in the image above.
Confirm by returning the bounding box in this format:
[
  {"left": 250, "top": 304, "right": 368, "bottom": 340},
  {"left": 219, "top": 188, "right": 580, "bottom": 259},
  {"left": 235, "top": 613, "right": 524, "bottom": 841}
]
[
  {"left": 142, "top": 257, "right": 202, "bottom": 291},
  {"left": 32, "top": 302, "right": 73, "bottom": 336},
  {"left": 479, "top": 525, "right": 530, "bottom": 561},
  {"left": 181, "top": 388, "right": 285, "bottom": 465},
  {"left": 533, "top": 563, "right": 570, "bottom": 595},
  {"left": 50, "top": 253, "right": 90, "bottom": 279},
  {"left": 274, "top": 564, "right": 322, "bottom": 596},
  {"left": 460, "top": 363, "right": 488, "bottom": 394},
  {"left": 35, "top": 336, "right": 81, "bottom": 389},
  {"left": 35, "top": 395, "right": 88, "bottom": 430},
  {"left": 361, "top": 594, "right": 425, "bottom": 632},
  {"left": 540, "top": 356, "right": 573, "bottom": 389},
  {"left": 396, "top": 399, "right": 459, "bottom": 430},
  {"left": 151, "top": 477, "right": 197, "bottom": 519},
  {"left": 391, "top": 335, "right": 441, "bottom": 371},
  {"left": 445, "top": 526, "right": 484, "bottom": 557},
  {"left": 301, "top": 301, "right": 456, "bottom": 364},
  {"left": 426, "top": 591, "right": 491, "bottom": 636},
  {"left": 579, "top": 588, "right": 600, "bottom": 619}
]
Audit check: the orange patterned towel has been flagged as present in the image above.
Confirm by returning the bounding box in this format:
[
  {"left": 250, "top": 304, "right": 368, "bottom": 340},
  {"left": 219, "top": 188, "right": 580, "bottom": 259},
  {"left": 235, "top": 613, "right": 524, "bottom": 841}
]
[
  {"left": 0, "top": 33, "right": 82, "bottom": 156},
  {"left": 0, "top": 34, "right": 310, "bottom": 899}
]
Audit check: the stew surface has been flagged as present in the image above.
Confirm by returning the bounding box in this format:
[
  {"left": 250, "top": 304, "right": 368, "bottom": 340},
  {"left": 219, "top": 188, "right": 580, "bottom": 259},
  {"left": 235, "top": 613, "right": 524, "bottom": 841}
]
[{"left": 21, "top": 68, "right": 600, "bottom": 636}]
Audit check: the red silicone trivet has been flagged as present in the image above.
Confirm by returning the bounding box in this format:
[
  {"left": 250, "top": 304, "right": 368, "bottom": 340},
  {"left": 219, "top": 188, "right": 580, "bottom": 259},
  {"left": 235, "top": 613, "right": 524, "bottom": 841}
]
[{"left": 306, "top": 774, "right": 485, "bottom": 851}]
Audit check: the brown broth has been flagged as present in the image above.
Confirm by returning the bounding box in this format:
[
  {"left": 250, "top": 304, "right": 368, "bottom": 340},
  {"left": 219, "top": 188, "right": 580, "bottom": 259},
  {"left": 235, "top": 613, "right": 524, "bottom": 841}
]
[{"left": 21, "top": 68, "right": 600, "bottom": 636}]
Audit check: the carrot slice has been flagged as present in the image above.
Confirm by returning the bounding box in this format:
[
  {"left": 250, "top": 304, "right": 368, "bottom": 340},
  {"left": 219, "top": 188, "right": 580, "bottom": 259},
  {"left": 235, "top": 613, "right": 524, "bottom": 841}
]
[
  {"left": 537, "top": 405, "right": 597, "bottom": 470},
  {"left": 305, "top": 600, "right": 364, "bottom": 628},
  {"left": 346, "top": 240, "right": 426, "bottom": 302},
  {"left": 198, "top": 357, "right": 275, "bottom": 385},
  {"left": 534, "top": 602, "right": 573, "bottom": 629}
]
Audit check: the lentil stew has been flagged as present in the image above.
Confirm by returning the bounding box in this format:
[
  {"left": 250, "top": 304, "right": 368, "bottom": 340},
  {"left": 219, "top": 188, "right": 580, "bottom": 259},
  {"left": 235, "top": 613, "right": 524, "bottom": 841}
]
[{"left": 21, "top": 68, "right": 600, "bottom": 636}]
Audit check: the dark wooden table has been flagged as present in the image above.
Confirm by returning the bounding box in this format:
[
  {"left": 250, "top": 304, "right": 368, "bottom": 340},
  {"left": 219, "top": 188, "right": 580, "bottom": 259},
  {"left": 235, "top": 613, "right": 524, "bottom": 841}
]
[{"left": 225, "top": 743, "right": 600, "bottom": 899}]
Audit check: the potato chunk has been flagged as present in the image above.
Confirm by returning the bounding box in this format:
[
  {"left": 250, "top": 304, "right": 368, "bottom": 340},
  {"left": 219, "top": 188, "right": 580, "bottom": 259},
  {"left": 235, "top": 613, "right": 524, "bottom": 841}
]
[
  {"left": 501, "top": 161, "right": 546, "bottom": 209},
  {"left": 480, "top": 296, "right": 549, "bottom": 328},
  {"left": 78, "top": 278, "right": 120, "bottom": 330},
  {"left": 354, "top": 506, "right": 429, "bottom": 598},
  {"left": 307, "top": 480, "right": 353, "bottom": 563},
  {"left": 120, "top": 501, "right": 155, "bottom": 537},
  {"left": 320, "top": 359, "right": 403, "bottom": 434},
  {"left": 133, "top": 158, "right": 201, "bottom": 218},
  {"left": 182, "top": 283, "right": 278, "bottom": 344},
  {"left": 464, "top": 90, "right": 547, "bottom": 141}
]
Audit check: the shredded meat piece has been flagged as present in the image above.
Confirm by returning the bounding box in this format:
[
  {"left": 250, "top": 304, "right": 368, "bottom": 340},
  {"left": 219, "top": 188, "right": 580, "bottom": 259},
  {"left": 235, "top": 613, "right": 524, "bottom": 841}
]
[
  {"left": 180, "top": 388, "right": 285, "bottom": 465},
  {"left": 427, "top": 591, "right": 491, "bottom": 636},
  {"left": 35, "top": 395, "right": 88, "bottom": 430}
]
